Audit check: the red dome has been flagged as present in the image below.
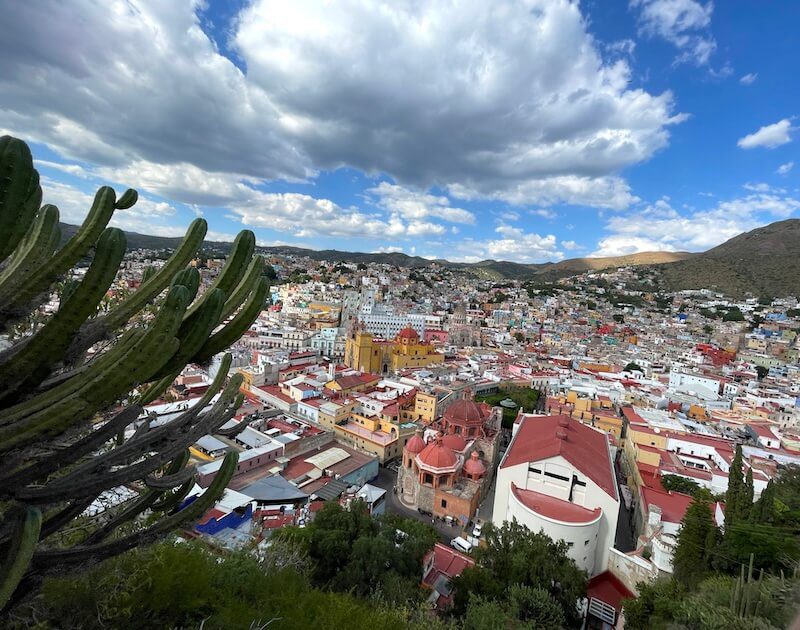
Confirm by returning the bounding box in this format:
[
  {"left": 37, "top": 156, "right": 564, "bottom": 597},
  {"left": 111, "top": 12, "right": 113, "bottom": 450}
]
[
  {"left": 442, "top": 433, "right": 467, "bottom": 452},
  {"left": 404, "top": 430, "right": 426, "bottom": 454},
  {"left": 463, "top": 451, "right": 487, "bottom": 477},
  {"left": 444, "top": 398, "right": 485, "bottom": 426},
  {"left": 396, "top": 325, "right": 419, "bottom": 341},
  {"left": 417, "top": 435, "right": 457, "bottom": 469}
]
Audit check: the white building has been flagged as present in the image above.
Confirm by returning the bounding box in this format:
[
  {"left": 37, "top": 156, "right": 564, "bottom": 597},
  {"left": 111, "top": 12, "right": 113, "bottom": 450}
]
[{"left": 493, "top": 414, "right": 619, "bottom": 576}]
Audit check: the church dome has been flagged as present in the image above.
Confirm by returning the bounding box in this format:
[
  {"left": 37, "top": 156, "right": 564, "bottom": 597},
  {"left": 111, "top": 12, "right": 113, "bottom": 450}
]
[
  {"left": 396, "top": 324, "right": 419, "bottom": 341},
  {"left": 463, "top": 451, "right": 487, "bottom": 477},
  {"left": 444, "top": 398, "right": 485, "bottom": 426},
  {"left": 417, "top": 434, "right": 457, "bottom": 469},
  {"left": 442, "top": 433, "right": 467, "bottom": 452},
  {"left": 404, "top": 429, "right": 426, "bottom": 455}
]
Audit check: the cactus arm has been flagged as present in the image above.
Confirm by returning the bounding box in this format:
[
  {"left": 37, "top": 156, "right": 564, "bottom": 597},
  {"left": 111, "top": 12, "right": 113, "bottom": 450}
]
[
  {"left": 170, "top": 266, "right": 200, "bottom": 301},
  {"left": 30, "top": 451, "right": 239, "bottom": 568},
  {"left": 219, "top": 255, "right": 264, "bottom": 322},
  {"left": 0, "top": 506, "right": 42, "bottom": 609},
  {"left": 0, "top": 204, "right": 59, "bottom": 293},
  {"left": 0, "top": 136, "right": 42, "bottom": 263},
  {"left": 0, "top": 284, "right": 188, "bottom": 433},
  {"left": 151, "top": 288, "right": 225, "bottom": 381},
  {"left": 193, "top": 277, "right": 269, "bottom": 363},
  {"left": 215, "top": 415, "right": 253, "bottom": 438},
  {"left": 144, "top": 464, "right": 196, "bottom": 491},
  {"left": 99, "top": 218, "right": 207, "bottom": 331},
  {"left": 0, "top": 406, "right": 142, "bottom": 490},
  {"left": 150, "top": 477, "right": 195, "bottom": 513},
  {"left": 16, "top": 374, "right": 242, "bottom": 505},
  {"left": 39, "top": 497, "right": 94, "bottom": 541},
  {"left": 0, "top": 228, "right": 126, "bottom": 400},
  {"left": 182, "top": 230, "right": 254, "bottom": 322},
  {"left": 16, "top": 374, "right": 243, "bottom": 503},
  {"left": 83, "top": 451, "right": 190, "bottom": 545},
  {"left": 114, "top": 189, "right": 138, "bottom": 210},
  {"left": 0, "top": 330, "right": 144, "bottom": 426},
  {"left": 0, "top": 186, "right": 117, "bottom": 326}
]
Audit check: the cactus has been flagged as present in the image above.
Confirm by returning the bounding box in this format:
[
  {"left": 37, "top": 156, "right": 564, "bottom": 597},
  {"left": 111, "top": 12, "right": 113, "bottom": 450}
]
[{"left": 0, "top": 136, "right": 269, "bottom": 608}]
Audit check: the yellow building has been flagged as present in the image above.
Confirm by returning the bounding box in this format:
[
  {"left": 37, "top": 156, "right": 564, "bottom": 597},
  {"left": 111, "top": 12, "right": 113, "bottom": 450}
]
[
  {"left": 412, "top": 391, "right": 438, "bottom": 424},
  {"left": 345, "top": 326, "right": 444, "bottom": 374}
]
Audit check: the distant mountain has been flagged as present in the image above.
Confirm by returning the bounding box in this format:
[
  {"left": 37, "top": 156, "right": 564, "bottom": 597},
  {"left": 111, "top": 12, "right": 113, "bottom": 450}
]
[
  {"left": 659, "top": 219, "right": 800, "bottom": 297},
  {"left": 60, "top": 219, "right": 800, "bottom": 295},
  {"left": 58, "top": 222, "right": 694, "bottom": 279}
]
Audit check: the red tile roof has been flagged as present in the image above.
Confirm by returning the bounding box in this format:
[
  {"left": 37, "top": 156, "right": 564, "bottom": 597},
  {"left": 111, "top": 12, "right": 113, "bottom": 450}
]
[
  {"left": 640, "top": 487, "right": 693, "bottom": 524},
  {"left": 511, "top": 484, "right": 601, "bottom": 524},
  {"left": 587, "top": 571, "right": 634, "bottom": 613},
  {"left": 502, "top": 415, "right": 617, "bottom": 499}
]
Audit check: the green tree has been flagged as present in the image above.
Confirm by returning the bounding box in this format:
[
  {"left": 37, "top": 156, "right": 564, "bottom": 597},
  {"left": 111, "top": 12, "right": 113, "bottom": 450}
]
[
  {"left": 722, "top": 308, "right": 745, "bottom": 322},
  {"left": 624, "top": 362, "right": 644, "bottom": 373},
  {"left": 0, "top": 136, "right": 267, "bottom": 608},
  {"left": 703, "top": 324, "right": 713, "bottom": 334},
  {"left": 622, "top": 578, "right": 685, "bottom": 630},
  {"left": 755, "top": 365, "right": 769, "bottom": 380},
  {"left": 673, "top": 497, "right": 717, "bottom": 587},
  {"left": 725, "top": 445, "right": 746, "bottom": 527},
  {"left": 450, "top": 520, "right": 587, "bottom": 627}
]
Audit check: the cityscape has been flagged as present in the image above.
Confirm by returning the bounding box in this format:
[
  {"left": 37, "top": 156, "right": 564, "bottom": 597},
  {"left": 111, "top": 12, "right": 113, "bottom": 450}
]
[{"left": 1, "top": 1, "right": 799, "bottom": 629}]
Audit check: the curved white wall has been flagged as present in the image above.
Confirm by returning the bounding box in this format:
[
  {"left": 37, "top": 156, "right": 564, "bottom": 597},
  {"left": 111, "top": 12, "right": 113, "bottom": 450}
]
[{"left": 507, "top": 487, "right": 601, "bottom": 574}]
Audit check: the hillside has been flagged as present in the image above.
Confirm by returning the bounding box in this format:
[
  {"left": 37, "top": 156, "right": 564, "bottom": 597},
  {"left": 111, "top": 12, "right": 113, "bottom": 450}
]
[
  {"left": 60, "top": 220, "right": 800, "bottom": 295},
  {"left": 659, "top": 219, "right": 800, "bottom": 297},
  {"left": 60, "top": 222, "right": 686, "bottom": 278}
]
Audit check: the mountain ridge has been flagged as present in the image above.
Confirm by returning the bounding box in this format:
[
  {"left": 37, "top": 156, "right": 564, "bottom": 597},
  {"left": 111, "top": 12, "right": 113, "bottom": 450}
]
[
  {"left": 59, "top": 218, "right": 800, "bottom": 295},
  {"left": 58, "top": 222, "right": 694, "bottom": 279}
]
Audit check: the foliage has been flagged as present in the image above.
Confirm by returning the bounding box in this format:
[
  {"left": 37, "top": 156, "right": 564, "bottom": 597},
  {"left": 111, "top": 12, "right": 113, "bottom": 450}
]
[
  {"left": 755, "top": 365, "right": 769, "bottom": 380},
  {"left": 673, "top": 496, "right": 717, "bottom": 587},
  {"left": 476, "top": 387, "right": 539, "bottom": 429},
  {"left": 623, "top": 569, "right": 800, "bottom": 630},
  {"left": 450, "top": 520, "right": 587, "bottom": 627},
  {"left": 6, "top": 541, "right": 411, "bottom": 629},
  {"left": 722, "top": 308, "right": 745, "bottom": 322},
  {"left": 0, "top": 136, "right": 267, "bottom": 608},
  {"left": 661, "top": 475, "right": 715, "bottom": 500},
  {"left": 273, "top": 502, "right": 437, "bottom": 607},
  {"left": 624, "top": 362, "right": 644, "bottom": 373}
]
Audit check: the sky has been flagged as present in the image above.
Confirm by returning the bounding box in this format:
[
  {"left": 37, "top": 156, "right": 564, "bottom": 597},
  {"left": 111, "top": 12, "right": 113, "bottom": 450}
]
[{"left": 0, "top": 0, "right": 798, "bottom": 264}]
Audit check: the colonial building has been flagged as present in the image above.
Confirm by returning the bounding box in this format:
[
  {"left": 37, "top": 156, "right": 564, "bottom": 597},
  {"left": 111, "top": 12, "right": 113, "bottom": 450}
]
[
  {"left": 397, "top": 396, "right": 502, "bottom": 520},
  {"left": 345, "top": 325, "right": 444, "bottom": 374},
  {"left": 493, "top": 414, "right": 619, "bottom": 576}
]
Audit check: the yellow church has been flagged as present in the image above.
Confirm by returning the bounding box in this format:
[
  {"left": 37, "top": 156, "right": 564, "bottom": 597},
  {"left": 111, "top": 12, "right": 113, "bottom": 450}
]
[{"left": 345, "top": 324, "right": 444, "bottom": 375}]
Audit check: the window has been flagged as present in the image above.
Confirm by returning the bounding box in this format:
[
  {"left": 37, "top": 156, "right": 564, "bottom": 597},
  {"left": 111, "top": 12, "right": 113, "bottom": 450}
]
[
  {"left": 544, "top": 471, "right": 570, "bottom": 482},
  {"left": 567, "top": 542, "right": 574, "bottom": 548},
  {"left": 528, "top": 466, "right": 542, "bottom": 474},
  {"left": 423, "top": 473, "right": 433, "bottom": 484},
  {"left": 441, "top": 499, "right": 447, "bottom": 508},
  {"left": 584, "top": 540, "right": 590, "bottom": 546}
]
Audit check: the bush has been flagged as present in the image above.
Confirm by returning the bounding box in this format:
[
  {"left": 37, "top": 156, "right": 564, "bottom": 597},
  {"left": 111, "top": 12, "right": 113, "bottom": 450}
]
[{"left": 10, "top": 542, "right": 410, "bottom": 629}]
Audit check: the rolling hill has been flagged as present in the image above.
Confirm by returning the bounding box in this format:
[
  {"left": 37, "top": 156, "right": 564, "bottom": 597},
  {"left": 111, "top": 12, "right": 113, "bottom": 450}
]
[
  {"left": 58, "top": 218, "right": 800, "bottom": 295},
  {"left": 659, "top": 218, "right": 800, "bottom": 297}
]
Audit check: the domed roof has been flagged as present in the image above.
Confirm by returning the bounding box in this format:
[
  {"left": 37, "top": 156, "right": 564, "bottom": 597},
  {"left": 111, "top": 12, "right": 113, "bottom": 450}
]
[
  {"left": 417, "top": 434, "right": 457, "bottom": 470},
  {"left": 444, "top": 398, "right": 485, "bottom": 426},
  {"left": 442, "top": 433, "right": 467, "bottom": 452},
  {"left": 404, "top": 430, "right": 426, "bottom": 455},
  {"left": 396, "top": 325, "right": 419, "bottom": 341},
  {"left": 463, "top": 451, "right": 487, "bottom": 477}
]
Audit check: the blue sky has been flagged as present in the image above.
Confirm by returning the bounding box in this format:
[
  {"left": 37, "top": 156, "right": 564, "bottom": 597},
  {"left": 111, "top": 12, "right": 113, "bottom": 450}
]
[{"left": 1, "top": 0, "right": 797, "bottom": 263}]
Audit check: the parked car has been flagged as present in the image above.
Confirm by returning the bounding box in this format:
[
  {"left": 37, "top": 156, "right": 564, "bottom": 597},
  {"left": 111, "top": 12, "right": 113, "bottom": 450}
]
[
  {"left": 472, "top": 522, "right": 482, "bottom": 538},
  {"left": 450, "top": 536, "right": 472, "bottom": 554}
]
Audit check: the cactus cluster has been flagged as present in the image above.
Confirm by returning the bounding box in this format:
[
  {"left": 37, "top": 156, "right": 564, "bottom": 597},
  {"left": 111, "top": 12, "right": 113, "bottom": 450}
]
[{"left": 0, "top": 136, "right": 269, "bottom": 608}]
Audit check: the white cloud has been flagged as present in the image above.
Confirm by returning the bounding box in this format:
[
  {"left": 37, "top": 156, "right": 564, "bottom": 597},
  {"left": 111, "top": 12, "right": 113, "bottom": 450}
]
[
  {"left": 739, "top": 73, "right": 758, "bottom": 85},
  {"left": 593, "top": 192, "right": 800, "bottom": 256},
  {"left": 531, "top": 208, "right": 558, "bottom": 220},
  {"left": 373, "top": 246, "right": 405, "bottom": 254},
  {"left": 0, "top": 0, "right": 684, "bottom": 212},
  {"left": 777, "top": 161, "right": 794, "bottom": 175},
  {"left": 561, "top": 240, "right": 581, "bottom": 251},
  {"left": 365, "top": 182, "right": 475, "bottom": 224},
  {"left": 630, "top": 0, "right": 716, "bottom": 66},
  {"left": 737, "top": 119, "right": 793, "bottom": 149}
]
